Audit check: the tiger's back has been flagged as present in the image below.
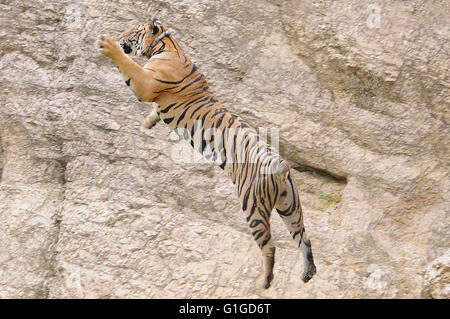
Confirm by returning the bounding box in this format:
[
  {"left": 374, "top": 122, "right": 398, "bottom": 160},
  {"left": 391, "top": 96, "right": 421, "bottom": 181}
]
[{"left": 149, "top": 50, "right": 285, "bottom": 179}]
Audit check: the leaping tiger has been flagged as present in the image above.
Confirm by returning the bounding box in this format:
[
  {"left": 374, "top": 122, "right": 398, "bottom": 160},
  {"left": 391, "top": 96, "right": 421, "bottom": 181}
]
[{"left": 99, "top": 19, "right": 316, "bottom": 289}]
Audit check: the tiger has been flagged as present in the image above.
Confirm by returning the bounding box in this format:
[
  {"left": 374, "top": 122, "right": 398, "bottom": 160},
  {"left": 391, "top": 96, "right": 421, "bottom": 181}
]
[{"left": 99, "top": 18, "right": 316, "bottom": 289}]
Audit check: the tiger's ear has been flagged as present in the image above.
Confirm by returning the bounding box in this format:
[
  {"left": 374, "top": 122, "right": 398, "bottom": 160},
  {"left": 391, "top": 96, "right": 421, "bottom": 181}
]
[{"left": 151, "top": 18, "right": 162, "bottom": 34}]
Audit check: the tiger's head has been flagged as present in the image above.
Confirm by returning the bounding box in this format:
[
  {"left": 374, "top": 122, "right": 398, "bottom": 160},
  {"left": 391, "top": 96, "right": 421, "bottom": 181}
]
[{"left": 118, "top": 19, "right": 167, "bottom": 57}]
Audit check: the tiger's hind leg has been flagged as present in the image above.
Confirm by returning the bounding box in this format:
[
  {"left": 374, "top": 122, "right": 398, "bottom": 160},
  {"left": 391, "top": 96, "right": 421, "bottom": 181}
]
[
  {"left": 248, "top": 215, "right": 276, "bottom": 289},
  {"left": 275, "top": 173, "right": 316, "bottom": 283},
  {"left": 242, "top": 193, "right": 276, "bottom": 289}
]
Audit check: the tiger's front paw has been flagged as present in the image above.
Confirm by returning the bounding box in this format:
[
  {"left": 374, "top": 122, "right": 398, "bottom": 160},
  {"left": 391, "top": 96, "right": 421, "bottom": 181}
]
[{"left": 99, "top": 36, "right": 122, "bottom": 60}]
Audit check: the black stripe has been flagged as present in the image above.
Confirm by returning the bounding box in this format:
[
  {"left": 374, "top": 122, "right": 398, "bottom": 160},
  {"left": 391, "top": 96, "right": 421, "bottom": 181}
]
[
  {"left": 253, "top": 230, "right": 264, "bottom": 240},
  {"left": 249, "top": 219, "right": 263, "bottom": 228},
  {"left": 219, "top": 159, "right": 226, "bottom": 170},
  {"left": 241, "top": 186, "right": 252, "bottom": 211},
  {"left": 184, "top": 95, "right": 210, "bottom": 109},
  {"left": 173, "top": 95, "right": 208, "bottom": 112},
  {"left": 167, "top": 36, "right": 180, "bottom": 57},
  {"left": 175, "top": 75, "right": 203, "bottom": 93},
  {"left": 190, "top": 100, "right": 213, "bottom": 118},
  {"left": 160, "top": 103, "right": 177, "bottom": 114},
  {"left": 261, "top": 233, "right": 271, "bottom": 248},
  {"left": 215, "top": 113, "right": 226, "bottom": 128},
  {"left": 176, "top": 107, "right": 190, "bottom": 125},
  {"left": 163, "top": 117, "right": 174, "bottom": 124},
  {"left": 228, "top": 114, "right": 238, "bottom": 126},
  {"left": 154, "top": 86, "right": 179, "bottom": 94},
  {"left": 276, "top": 206, "right": 293, "bottom": 216},
  {"left": 155, "top": 64, "right": 198, "bottom": 84}
]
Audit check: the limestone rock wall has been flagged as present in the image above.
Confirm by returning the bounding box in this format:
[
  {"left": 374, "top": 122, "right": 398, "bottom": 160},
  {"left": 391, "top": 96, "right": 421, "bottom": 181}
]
[{"left": 0, "top": 0, "right": 448, "bottom": 298}]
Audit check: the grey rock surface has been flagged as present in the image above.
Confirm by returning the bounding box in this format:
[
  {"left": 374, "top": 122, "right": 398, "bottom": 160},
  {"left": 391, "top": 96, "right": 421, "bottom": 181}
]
[{"left": 0, "top": 0, "right": 448, "bottom": 298}]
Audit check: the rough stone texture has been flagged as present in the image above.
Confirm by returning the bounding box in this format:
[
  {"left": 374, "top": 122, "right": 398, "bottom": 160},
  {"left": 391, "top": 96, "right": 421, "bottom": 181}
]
[
  {"left": 0, "top": 0, "right": 448, "bottom": 298},
  {"left": 421, "top": 249, "right": 450, "bottom": 299}
]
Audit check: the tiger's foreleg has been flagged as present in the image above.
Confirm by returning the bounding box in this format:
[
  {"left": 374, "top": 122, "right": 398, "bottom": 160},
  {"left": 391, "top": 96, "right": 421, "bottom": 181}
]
[
  {"left": 274, "top": 172, "right": 316, "bottom": 283},
  {"left": 99, "top": 36, "right": 154, "bottom": 102}
]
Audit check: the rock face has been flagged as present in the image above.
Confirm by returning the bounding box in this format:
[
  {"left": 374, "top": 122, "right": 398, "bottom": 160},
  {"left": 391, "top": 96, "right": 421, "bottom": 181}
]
[{"left": 0, "top": 0, "right": 448, "bottom": 298}]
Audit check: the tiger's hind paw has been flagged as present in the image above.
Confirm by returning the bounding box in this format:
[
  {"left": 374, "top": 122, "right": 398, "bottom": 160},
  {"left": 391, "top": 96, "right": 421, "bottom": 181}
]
[
  {"left": 302, "top": 266, "right": 316, "bottom": 283},
  {"left": 263, "top": 273, "right": 274, "bottom": 289}
]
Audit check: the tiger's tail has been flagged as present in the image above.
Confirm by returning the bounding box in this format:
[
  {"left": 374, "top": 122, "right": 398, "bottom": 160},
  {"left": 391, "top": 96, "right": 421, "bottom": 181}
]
[{"left": 273, "top": 158, "right": 290, "bottom": 185}]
